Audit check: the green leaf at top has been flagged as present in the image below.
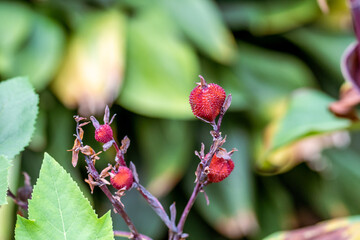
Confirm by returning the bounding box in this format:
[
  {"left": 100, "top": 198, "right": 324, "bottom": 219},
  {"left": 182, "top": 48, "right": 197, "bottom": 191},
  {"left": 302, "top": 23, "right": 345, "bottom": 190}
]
[
  {"left": 119, "top": 7, "right": 199, "bottom": 119},
  {"left": 0, "top": 2, "right": 32, "bottom": 55},
  {"left": 160, "top": 0, "right": 236, "bottom": 64},
  {"left": 234, "top": 42, "right": 314, "bottom": 121},
  {"left": 1, "top": 13, "right": 65, "bottom": 90},
  {"left": 15, "top": 153, "right": 114, "bottom": 240},
  {"left": 220, "top": 0, "right": 319, "bottom": 35},
  {"left": 0, "top": 156, "right": 11, "bottom": 205},
  {"left": 0, "top": 77, "right": 39, "bottom": 159},
  {"left": 271, "top": 89, "right": 350, "bottom": 150},
  {"left": 286, "top": 28, "right": 354, "bottom": 82}
]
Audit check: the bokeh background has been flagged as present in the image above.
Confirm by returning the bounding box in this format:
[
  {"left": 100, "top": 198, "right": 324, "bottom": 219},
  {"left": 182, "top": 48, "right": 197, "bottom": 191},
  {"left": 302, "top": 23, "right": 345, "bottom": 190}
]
[{"left": 0, "top": 0, "right": 358, "bottom": 239}]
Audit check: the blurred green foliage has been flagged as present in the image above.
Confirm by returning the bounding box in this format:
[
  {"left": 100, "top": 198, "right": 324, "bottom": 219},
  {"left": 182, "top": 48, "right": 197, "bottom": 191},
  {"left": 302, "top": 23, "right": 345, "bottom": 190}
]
[{"left": 1, "top": 0, "right": 360, "bottom": 239}]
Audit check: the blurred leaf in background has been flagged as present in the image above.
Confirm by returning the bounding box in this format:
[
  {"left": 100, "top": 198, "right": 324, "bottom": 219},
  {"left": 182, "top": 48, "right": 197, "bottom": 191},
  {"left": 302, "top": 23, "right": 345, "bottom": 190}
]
[
  {"left": 0, "top": 2, "right": 65, "bottom": 90},
  {"left": 255, "top": 89, "right": 352, "bottom": 174},
  {"left": 264, "top": 216, "right": 360, "bottom": 240},
  {"left": 119, "top": 5, "right": 198, "bottom": 119},
  {"left": 220, "top": 0, "right": 319, "bottom": 35},
  {"left": 234, "top": 42, "right": 315, "bottom": 123},
  {"left": 136, "top": 118, "right": 193, "bottom": 197},
  {"left": 53, "top": 10, "right": 125, "bottom": 115},
  {"left": 160, "top": 0, "right": 237, "bottom": 64}
]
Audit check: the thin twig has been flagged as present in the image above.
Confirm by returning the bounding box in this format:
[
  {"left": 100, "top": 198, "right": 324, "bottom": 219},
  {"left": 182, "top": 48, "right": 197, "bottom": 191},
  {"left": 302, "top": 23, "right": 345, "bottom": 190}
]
[
  {"left": 135, "top": 183, "right": 177, "bottom": 233},
  {"left": 7, "top": 189, "right": 29, "bottom": 211},
  {"left": 74, "top": 119, "right": 143, "bottom": 240},
  {"left": 112, "top": 140, "right": 126, "bottom": 166},
  {"left": 114, "top": 230, "right": 153, "bottom": 240},
  {"left": 174, "top": 95, "right": 232, "bottom": 239},
  {"left": 176, "top": 182, "right": 201, "bottom": 234},
  {"left": 175, "top": 123, "right": 225, "bottom": 238}
]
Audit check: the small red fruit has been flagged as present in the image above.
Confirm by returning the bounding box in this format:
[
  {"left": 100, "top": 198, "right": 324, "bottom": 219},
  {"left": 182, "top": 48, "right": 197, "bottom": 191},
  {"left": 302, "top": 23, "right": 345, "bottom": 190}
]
[
  {"left": 207, "top": 149, "right": 234, "bottom": 183},
  {"left": 90, "top": 106, "right": 116, "bottom": 144},
  {"left": 94, "top": 124, "right": 113, "bottom": 143},
  {"left": 189, "top": 75, "right": 226, "bottom": 122},
  {"left": 110, "top": 167, "right": 134, "bottom": 190}
]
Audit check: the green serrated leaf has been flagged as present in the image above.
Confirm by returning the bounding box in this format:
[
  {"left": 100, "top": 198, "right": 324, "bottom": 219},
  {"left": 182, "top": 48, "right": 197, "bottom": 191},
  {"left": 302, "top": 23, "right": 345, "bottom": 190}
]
[
  {"left": 272, "top": 89, "right": 350, "bottom": 150},
  {"left": 119, "top": 7, "right": 199, "bottom": 119},
  {"left": 160, "top": 0, "right": 236, "bottom": 64},
  {"left": 0, "top": 77, "right": 39, "bottom": 159},
  {"left": 0, "top": 156, "right": 11, "bottom": 205},
  {"left": 15, "top": 153, "right": 114, "bottom": 240}
]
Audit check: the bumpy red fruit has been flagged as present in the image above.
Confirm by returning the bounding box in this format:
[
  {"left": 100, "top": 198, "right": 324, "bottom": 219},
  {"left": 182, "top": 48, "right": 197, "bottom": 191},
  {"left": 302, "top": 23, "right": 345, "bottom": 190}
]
[
  {"left": 189, "top": 75, "right": 226, "bottom": 122},
  {"left": 95, "top": 124, "right": 113, "bottom": 143},
  {"left": 207, "top": 149, "right": 234, "bottom": 183},
  {"left": 110, "top": 167, "right": 134, "bottom": 190}
]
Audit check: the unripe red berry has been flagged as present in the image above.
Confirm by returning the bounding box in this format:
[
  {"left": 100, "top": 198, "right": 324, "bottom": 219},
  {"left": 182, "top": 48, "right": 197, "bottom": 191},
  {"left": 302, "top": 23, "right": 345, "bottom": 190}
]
[
  {"left": 90, "top": 106, "right": 116, "bottom": 144},
  {"left": 189, "top": 75, "right": 226, "bottom": 122},
  {"left": 207, "top": 149, "right": 234, "bottom": 183},
  {"left": 94, "top": 124, "right": 113, "bottom": 143},
  {"left": 110, "top": 167, "right": 134, "bottom": 190}
]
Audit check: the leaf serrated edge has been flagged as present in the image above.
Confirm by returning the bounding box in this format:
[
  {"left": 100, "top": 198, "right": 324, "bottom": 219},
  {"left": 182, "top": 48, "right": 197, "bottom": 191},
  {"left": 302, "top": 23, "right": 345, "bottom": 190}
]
[
  {"left": 14, "top": 77, "right": 39, "bottom": 158},
  {"left": 0, "top": 155, "right": 12, "bottom": 205},
  {"left": 0, "top": 76, "right": 39, "bottom": 159},
  {"left": 29, "top": 153, "right": 100, "bottom": 219}
]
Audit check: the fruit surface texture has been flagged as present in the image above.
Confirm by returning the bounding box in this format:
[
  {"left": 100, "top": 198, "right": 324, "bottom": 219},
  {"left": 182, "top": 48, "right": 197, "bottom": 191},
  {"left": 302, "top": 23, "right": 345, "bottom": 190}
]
[{"left": 189, "top": 76, "right": 226, "bottom": 122}]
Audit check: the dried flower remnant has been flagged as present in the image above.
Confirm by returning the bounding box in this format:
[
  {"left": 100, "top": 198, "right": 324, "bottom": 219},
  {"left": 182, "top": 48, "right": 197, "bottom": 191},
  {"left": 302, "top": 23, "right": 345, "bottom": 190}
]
[
  {"left": 71, "top": 113, "right": 143, "bottom": 240},
  {"left": 7, "top": 172, "right": 33, "bottom": 213},
  {"left": 68, "top": 127, "right": 84, "bottom": 167},
  {"left": 189, "top": 75, "right": 226, "bottom": 123},
  {"left": 68, "top": 75, "right": 234, "bottom": 240},
  {"left": 329, "top": 85, "right": 360, "bottom": 121}
]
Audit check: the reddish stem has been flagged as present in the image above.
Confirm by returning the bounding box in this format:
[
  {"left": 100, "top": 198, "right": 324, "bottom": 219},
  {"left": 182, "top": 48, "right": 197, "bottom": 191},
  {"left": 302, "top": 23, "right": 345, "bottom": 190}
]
[
  {"left": 83, "top": 153, "right": 142, "bottom": 239},
  {"left": 7, "top": 189, "right": 28, "bottom": 211},
  {"left": 75, "top": 121, "right": 142, "bottom": 240},
  {"left": 112, "top": 140, "right": 126, "bottom": 166},
  {"left": 114, "top": 230, "right": 153, "bottom": 240},
  {"left": 176, "top": 182, "right": 202, "bottom": 237},
  {"left": 175, "top": 117, "right": 224, "bottom": 238}
]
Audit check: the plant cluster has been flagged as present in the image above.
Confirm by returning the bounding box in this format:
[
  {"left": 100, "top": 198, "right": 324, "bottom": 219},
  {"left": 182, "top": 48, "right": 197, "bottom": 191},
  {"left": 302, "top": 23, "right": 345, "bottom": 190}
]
[{"left": 66, "top": 76, "right": 235, "bottom": 239}]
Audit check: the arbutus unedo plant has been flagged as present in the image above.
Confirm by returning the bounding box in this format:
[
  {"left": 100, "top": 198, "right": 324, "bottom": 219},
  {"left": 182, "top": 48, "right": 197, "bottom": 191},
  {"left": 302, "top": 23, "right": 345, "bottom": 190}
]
[{"left": 67, "top": 75, "right": 236, "bottom": 240}]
